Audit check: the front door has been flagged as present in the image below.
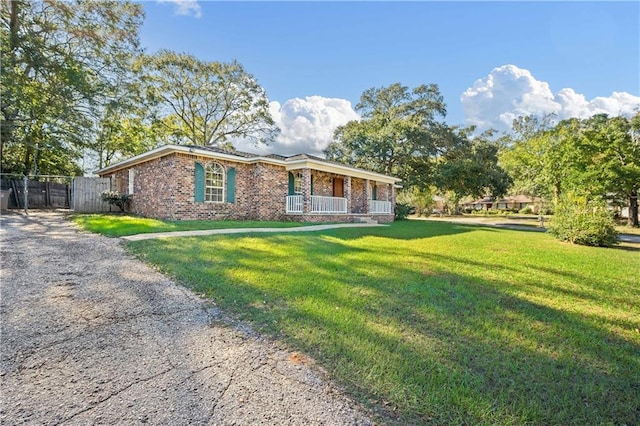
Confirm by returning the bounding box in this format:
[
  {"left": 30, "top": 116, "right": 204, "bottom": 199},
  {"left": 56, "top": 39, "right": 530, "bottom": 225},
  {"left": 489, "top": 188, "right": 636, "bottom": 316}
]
[{"left": 333, "top": 178, "right": 344, "bottom": 197}]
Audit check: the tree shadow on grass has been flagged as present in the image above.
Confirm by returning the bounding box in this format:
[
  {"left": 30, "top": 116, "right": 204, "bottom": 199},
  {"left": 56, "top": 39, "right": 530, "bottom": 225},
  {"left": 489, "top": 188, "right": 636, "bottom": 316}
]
[
  {"left": 130, "top": 226, "right": 640, "bottom": 425},
  {"left": 318, "top": 220, "right": 477, "bottom": 241}
]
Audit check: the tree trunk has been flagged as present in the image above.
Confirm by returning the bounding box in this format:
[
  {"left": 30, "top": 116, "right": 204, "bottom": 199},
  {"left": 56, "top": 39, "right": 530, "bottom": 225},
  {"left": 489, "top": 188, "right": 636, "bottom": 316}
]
[
  {"left": 22, "top": 144, "right": 33, "bottom": 176},
  {"left": 628, "top": 193, "right": 639, "bottom": 227},
  {"left": 554, "top": 181, "right": 562, "bottom": 202}
]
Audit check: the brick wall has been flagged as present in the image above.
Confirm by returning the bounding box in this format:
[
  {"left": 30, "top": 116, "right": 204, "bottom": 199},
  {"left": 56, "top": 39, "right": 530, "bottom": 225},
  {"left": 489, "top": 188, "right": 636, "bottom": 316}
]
[
  {"left": 252, "top": 162, "right": 289, "bottom": 221},
  {"left": 351, "top": 178, "right": 366, "bottom": 213},
  {"left": 311, "top": 171, "right": 333, "bottom": 196},
  {"left": 102, "top": 153, "right": 395, "bottom": 222},
  {"left": 102, "top": 154, "right": 295, "bottom": 221}
]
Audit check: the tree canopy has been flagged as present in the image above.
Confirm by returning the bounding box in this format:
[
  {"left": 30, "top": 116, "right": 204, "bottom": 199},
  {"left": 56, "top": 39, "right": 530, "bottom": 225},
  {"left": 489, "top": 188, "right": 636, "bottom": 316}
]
[
  {"left": 501, "top": 113, "right": 640, "bottom": 226},
  {"left": 139, "top": 50, "right": 279, "bottom": 147},
  {"left": 325, "top": 82, "right": 447, "bottom": 188},
  {"left": 434, "top": 130, "right": 512, "bottom": 209},
  {"left": 325, "top": 83, "right": 510, "bottom": 205},
  {"left": 1, "top": 2, "right": 279, "bottom": 176},
  {"left": 1, "top": 0, "right": 144, "bottom": 175}
]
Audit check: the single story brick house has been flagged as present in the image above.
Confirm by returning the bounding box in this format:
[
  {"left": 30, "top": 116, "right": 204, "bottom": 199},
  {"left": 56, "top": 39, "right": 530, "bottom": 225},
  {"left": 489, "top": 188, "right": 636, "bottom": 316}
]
[
  {"left": 96, "top": 144, "right": 402, "bottom": 223},
  {"left": 461, "top": 195, "right": 542, "bottom": 212}
]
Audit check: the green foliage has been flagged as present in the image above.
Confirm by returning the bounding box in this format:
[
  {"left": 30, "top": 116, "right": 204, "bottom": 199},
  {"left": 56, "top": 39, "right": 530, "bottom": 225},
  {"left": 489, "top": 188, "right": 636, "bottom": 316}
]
[
  {"left": 139, "top": 50, "right": 279, "bottom": 147},
  {"left": 127, "top": 222, "right": 640, "bottom": 425},
  {"left": 547, "top": 194, "right": 618, "bottom": 247},
  {"left": 434, "top": 130, "right": 512, "bottom": 208},
  {"left": 100, "top": 190, "right": 132, "bottom": 213},
  {"left": 324, "top": 82, "right": 447, "bottom": 188},
  {"left": 501, "top": 113, "right": 640, "bottom": 227},
  {"left": 1, "top": 0, "right": 144, "bottom": 175},
  {"left": 393, "top": 202, "right": 414, "bottom": 220},
  {"left": 518, "top": 206, "right": 533, "bottom": 214},
  {"left": 396, "top": 187, "right": 435, "bottom": 216}
]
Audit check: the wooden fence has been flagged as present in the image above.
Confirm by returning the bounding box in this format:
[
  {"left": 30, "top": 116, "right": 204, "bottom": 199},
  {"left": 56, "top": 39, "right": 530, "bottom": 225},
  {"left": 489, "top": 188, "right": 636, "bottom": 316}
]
[
  {"left": 1, "top": 176, "right": 116, "bottom": 213},
  {"left": 72, "top": 177, "right": 112, "bottom": 212},
  {"left": 1, "top": 177, "right": 71, "bottom": 209}
]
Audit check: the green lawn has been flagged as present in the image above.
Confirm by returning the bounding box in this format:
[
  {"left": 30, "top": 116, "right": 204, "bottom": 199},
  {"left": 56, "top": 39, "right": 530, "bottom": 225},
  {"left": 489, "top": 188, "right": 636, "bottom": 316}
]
[
  {"left": 70, "top": 214, "right": 309, "bottom": 237},
  {"left": 116, "top": 220, "right": 638, "bottom": 425}
]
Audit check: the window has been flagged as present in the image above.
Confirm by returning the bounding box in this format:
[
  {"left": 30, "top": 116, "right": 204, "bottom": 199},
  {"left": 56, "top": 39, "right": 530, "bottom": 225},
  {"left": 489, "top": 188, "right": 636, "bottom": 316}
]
[
  {"left": 205, "top": 163, "right": 225, "bottom": 203},
  {"left": 368, "top": 183, "right": 377, "bottom": 200},
  {"left": 293, "top": 172, "right": 303, "bottom": 195},
  {"left": 128, "top": 169, "right": 135, "bottom": 194}
]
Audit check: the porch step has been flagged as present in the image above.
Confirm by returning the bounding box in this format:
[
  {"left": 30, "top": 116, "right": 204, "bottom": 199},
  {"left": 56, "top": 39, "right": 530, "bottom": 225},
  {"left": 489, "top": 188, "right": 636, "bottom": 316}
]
[{"left": 353, "top": 216, "right": 378, "bottom": 225}]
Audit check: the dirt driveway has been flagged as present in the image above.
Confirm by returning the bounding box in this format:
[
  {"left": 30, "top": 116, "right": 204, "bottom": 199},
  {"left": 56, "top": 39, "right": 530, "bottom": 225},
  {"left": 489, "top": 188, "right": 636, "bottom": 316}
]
[{"left": 0, "top": 211, "right": 371, "bottom": 425}]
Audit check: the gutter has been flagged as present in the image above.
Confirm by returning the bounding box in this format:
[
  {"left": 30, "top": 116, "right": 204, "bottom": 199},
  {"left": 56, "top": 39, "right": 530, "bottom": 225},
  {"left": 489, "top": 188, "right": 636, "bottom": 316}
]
[{"left": 95, "top": 144, "right": 402, "bottom": 185}]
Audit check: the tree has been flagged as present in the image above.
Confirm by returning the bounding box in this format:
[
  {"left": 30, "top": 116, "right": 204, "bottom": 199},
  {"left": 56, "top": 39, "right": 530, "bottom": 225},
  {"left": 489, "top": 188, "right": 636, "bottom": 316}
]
[
  {"left": 434, "top": 130, "right": 512, "bottom": 212},
  {"left": 1, "top": 0, "right": 144, "bottom": 176},
  {"left": 499, "top": 115, "right": 577, "bottom": 202},
  {"left": 501, "top": 113, "right": 640, "bottom": 227},
  {"left": 139, "top": 50, "right": 279, "bottom": 147},
  {"left": 576, "top": 114, "right": 640, "bottom": 227},
  {"left": 324, "top": 83, "right": 447, "bottom": 189}
]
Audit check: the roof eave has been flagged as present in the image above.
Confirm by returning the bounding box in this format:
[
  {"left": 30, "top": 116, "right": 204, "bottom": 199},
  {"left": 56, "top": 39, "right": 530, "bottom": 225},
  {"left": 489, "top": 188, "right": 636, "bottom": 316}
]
[{"left": 96, "top": 145, "right": 401, "bottom": 184}]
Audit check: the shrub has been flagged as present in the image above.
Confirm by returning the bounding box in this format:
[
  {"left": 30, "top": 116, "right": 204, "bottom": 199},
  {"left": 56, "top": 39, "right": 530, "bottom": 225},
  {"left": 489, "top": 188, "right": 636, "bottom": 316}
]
[
  {"left": 394, "top": 202, "right": 414, "bottom": 221},
  {"left": 547, "top": 194, "right": 618, "bottom": 247},
  {"left": 519, "top": 206, "right": 533, "bottom": 214},
  {"left": 101, "top": 190, "right": 132, "bottom": 213},
  {"left": 396, "top": 187, "right": 435, "bottom": 217}
]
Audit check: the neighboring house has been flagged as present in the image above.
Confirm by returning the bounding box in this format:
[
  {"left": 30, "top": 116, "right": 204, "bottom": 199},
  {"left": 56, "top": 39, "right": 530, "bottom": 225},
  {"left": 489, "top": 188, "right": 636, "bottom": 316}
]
[
  {"left": 96, "top": 144, "right": 401, "bottom": 223},
  {"left": 462, "top": 195, "right": 542, "bottom": 212}
]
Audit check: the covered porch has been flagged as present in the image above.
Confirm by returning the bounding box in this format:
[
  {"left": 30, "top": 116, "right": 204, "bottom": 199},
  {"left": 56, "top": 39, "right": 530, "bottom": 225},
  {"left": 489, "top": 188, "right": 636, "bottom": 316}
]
[{"left": 283, "top": 167, "right": 397, "bottom": 220}]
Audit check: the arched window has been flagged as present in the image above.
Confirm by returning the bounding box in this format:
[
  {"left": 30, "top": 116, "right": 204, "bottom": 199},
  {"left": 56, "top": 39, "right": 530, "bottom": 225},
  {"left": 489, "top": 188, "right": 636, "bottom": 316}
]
[{"left": 205, "top": 162, "right": 225, "bottom": 203}]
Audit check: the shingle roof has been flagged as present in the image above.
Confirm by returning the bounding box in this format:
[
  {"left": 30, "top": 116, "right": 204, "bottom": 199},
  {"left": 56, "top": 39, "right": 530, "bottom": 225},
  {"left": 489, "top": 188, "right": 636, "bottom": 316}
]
[
  {"left": 185, "top": 145, "right": 256, "bottom": 159},
  {"left": 189, "top": 145, "right": 354, "bottom": 169}
]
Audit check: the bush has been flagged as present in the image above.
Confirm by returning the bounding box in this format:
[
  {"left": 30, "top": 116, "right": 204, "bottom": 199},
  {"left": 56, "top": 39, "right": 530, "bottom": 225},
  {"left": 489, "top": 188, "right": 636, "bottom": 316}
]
[
  {"left": 101, "top": 190, "right": 132, "bottom": 213},
  {"left": 519, "top": 206, "right": 533, "bottom": 214},
  {"left": 395, "top": 203, "right": 414, "bottom": 221},
  {"left": 547, "top": 194, "right": 618, "bottom": 247}
]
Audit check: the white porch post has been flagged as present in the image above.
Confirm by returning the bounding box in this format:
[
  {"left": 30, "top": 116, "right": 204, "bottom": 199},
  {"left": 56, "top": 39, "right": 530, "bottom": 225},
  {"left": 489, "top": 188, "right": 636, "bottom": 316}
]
[
  {"left": 390, "top": 183, "right": 396, "bottom": 213},
  {"left": 302, "top": 168, "right": 311, "bottom": 213},
  {"left": 345, "top": 176, "right": 352, "bottom": 214}
]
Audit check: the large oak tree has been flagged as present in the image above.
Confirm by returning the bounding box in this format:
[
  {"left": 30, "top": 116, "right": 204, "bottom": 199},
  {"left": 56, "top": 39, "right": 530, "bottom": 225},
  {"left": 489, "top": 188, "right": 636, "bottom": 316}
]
[
  {"left": 324, "top": 83, "right": 447, "bottom": 189},
  {"left": 139, "top": 50, "right": 279, "bottom": 147}
]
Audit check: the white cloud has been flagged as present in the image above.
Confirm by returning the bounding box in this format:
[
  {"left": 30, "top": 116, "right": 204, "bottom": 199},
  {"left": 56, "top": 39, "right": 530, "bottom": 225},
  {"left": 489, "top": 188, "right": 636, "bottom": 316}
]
[
  {"left": 236, "top": 96, "right": 360, "bottom": 157},
  {"left": 461, "top": 64, "right": 640, "bottom": 132},
  {"left": 158, "top": 0, "right": 202, "bottom": 18}
]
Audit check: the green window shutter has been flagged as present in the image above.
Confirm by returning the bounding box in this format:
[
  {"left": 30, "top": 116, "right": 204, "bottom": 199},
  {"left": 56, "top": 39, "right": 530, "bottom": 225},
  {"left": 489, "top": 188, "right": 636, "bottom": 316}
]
[
  {"left": 194, "top": 162, "right": 205, "bottom": 203},
  {"left": 226, "top": 167, "right": 236, "bottom": 203},
  {"left": 372, "top": 185, "right": 377, "bottom": 201},
  {"left": 310, "top": 175, "right": 314, "bottom": 195},
  {"left": 288, "top": 172, "right": 294, "bottom": 195}
]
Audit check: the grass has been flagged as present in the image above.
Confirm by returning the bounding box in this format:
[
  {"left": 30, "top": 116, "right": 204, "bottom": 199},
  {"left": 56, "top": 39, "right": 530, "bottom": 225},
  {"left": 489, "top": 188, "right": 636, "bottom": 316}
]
[
  {"left": 70, "top": 213, "right": 309, "bottom": 237},
  {"left": 423, "top": 214, "right": 640, "bottom": 236},
  {"left": 87, "top": 218, "right": 640, "bottom": 425}
]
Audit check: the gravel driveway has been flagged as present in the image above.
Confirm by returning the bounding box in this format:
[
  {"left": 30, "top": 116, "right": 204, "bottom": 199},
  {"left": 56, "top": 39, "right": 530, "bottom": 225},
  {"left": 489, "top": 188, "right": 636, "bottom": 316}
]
[{"left": 0, "top": 211, "right": 372, "bottom": 425}]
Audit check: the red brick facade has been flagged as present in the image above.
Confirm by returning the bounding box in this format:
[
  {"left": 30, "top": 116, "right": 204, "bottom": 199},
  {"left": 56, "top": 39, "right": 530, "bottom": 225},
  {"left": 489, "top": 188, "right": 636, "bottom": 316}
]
[{"left": 102, "top": 149, "right": 397, "bottom": 223}]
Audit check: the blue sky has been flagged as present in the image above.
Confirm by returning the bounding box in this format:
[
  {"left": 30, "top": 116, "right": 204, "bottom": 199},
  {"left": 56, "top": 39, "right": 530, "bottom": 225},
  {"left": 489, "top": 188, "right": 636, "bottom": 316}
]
[{"left": 142, "top": 1, "right": 640, "bottom": 155}]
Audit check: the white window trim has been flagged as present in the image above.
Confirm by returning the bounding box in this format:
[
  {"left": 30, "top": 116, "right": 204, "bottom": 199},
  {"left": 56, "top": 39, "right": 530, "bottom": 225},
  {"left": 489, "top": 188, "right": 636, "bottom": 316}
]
[
  {"left": 205, "top": 162, "right": 225, "bottom": 203},
  {"left": 128, "top": 169, "right": 135, "bottom": 194}
]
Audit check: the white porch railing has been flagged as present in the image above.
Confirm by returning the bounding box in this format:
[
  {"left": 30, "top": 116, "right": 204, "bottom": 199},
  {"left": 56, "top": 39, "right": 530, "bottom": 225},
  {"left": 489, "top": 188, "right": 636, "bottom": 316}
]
[
  {"left": 286, "top": 195, "right": 304, "bottom": 213},
  {"left": 311, "top": 195, "right": 347, "bottom": 213},
  {"left": 286, "top": 195, "right": 348, "bottom": 213},
  {"left": 370, "top": 200, "right": 392, "bottom": 214}
]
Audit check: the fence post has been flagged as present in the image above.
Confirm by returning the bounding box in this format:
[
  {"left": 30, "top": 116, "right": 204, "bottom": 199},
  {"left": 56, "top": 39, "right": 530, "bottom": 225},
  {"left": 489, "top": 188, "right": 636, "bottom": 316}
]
[{"left": 23, "top": 175, "right": 28, "bottom": 214}]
